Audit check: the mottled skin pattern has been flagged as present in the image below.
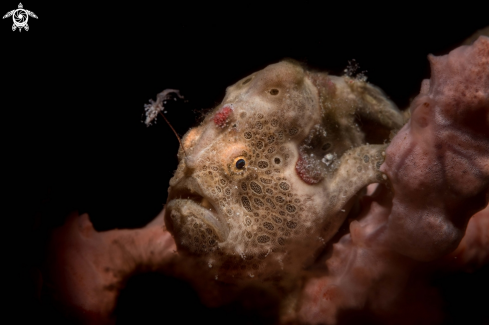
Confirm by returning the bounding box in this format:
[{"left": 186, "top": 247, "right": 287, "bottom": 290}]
[{"left": 164, "top": 60, "right": 404, "bottom": 281}]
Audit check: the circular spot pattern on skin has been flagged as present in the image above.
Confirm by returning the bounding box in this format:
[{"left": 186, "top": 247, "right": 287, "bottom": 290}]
[
  {"left": 286, "top": 221, "right": 297, "bottom": 229},
  {"left": 275, "top": 196, "right": 285, "bottom": 203},
  {"left": 376, "top": 161, "right": 382, "bottom": 170},
  {"left": 241, "top": 196, "right": 252, "bottom": 212},
  {"left": 260, "top": 177, "right": 273, "bottom": 185},
  {"left": 258, "top": 161, "right": 269, "bottom": 169},
  {"left": 250, "top": 181, "right": 263, "bottom": 194},
  {"left": 263, "top": 222, "right": 274, "bottom": 231},
  {"left": 289, "top": 127, "right": 299, "bottom": 136},
  {"left": 257, "top": 235, "right": 271, "bottom": 243},
  {"left": 272, "top": 215, "right": 282, "bottom": 224},
  {"left": 286, "top": 204, "right": 297, "bottom": 213},
  {"left": 279, "top": 182, "right": 290, "bottom": 191},
  {"left": 253, "top": 198, "right": 265, "bottom": 207},
  {"left": 265, "top": 198, "right": 276, "bottom": 209},
  {"left": 256, "top": 141, "right": 264, "bottom": 149}
]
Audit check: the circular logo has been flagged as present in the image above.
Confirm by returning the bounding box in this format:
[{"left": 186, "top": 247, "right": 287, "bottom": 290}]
[{"left": 13, "top": 10, "right": 27, "bottom": 27}]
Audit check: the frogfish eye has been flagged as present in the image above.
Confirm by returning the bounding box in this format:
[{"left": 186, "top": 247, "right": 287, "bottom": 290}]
[{"left": 236, "top": 159, "right": 246, "bottom": 169}]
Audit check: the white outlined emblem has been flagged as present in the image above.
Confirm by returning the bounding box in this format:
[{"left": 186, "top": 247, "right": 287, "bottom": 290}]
[{"left": 3, "top": 3, "right": 37, "bottom": 32}]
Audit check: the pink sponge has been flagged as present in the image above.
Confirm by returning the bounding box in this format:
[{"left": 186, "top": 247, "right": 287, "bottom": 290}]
[{"left": 379, "top": 36, "right": 489, "bottom": 261}]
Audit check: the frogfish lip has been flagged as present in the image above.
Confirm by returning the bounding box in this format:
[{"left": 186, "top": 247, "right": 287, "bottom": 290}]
[{"left": 165, "top": 183, "right": 230, "bottom": 244}]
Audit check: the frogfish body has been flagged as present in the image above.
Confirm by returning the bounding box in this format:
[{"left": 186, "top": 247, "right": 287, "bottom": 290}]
[{"left": 164, "top": 60, "right": 404, "bottom": 281}]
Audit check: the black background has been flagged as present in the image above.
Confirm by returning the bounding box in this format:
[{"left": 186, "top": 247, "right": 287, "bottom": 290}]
[{"left": 3, "top": 2, "right": 488, "bottom": 324}]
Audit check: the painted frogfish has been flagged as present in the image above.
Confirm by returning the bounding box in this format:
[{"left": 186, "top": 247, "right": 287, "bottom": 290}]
[{"left": 163, "top": 60, "right": 405, "bottom": 281}]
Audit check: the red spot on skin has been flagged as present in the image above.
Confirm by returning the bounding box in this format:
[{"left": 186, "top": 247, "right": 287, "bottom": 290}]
[
  {"left": 213, "top": 105, "right": 233, "bottom": 128},
  {"left": 295, "top": 154, "right": 322, "bottom": 184}
]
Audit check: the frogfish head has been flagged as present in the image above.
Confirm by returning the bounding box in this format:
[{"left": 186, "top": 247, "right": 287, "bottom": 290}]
[{"left": 164, "top": 60, "right": 403, "bottom": 281}]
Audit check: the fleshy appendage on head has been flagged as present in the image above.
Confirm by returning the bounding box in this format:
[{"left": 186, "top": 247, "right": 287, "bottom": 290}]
[{"left": 164, "top": 60, "right": 404, "bottom": 281}]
